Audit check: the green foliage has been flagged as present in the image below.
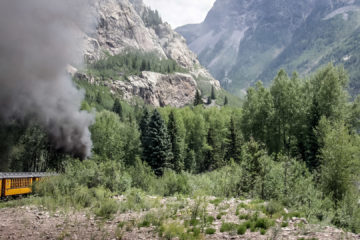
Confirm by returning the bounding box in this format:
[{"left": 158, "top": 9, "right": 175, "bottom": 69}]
[
  {"left": 241, "top": 82, "right": 274, "bottom": 150},
  {"left": 224, "top": 96, "right": 228, "bottom": 106},
  {"left": 211, "top": 85, "right": 216, "bottom": 100},
  {"left": 237, "top": 225, "right": 247, "bottom": 235},
  {"left": 220, "top": 222, "right": 239, "bottom": 233},
  {"left": 254, "top": 218, "right": 274, "bottom": 230},
  {"left": 158, "top": 221, "right": 201, "bottom": 240},
  {"left": 75, "top": 78, "right": 115, "bottom": 111},
  {"left": 193, "top": 90, "right": 203, "bottom": 106},
  {"left": 205, "top": 228, "right": 216, "bottom": 235},
  {"left": 281, "top": 222, "right": 288, "bottom": 228},
  {"left": 127, "top": 158, "right": 156, "bottom": 191},
  {"left": 318, "top": 118, "right": 360, "bottom": 203},
  {"left": 225, "top": 116, "right": 242, "bottom": 162},
  {"left": 332, "top": 190, "right": 360, "bottom": 233},
  {"left": 87, "top": 51, "right": 186, "bottom": 81},
  {"left": 265, "top": 201, "right": 283, "bottom": 217},
  {"left": 142, "top": 109, "right": 172, "bottom": 175},
  {"left": 112, "top": 98, "right": 123, "bottom": 119},
  {"left": 155, "top": 169, "right": 190, "bottom": 196},
  {"left": 141, "top": 8, "right": 162, "bottom": 27},
  {"left": 4, "top": 62, "right": 360, "bottom": 234},
  {"left": 167, "top": 111, "right": 184, "bottom": 172},
  {"left": 94, "top": 198, "right": 119, "bottom": 219},
  {"left": 90, "top": 111, "right": 125, "bottom": 161}
]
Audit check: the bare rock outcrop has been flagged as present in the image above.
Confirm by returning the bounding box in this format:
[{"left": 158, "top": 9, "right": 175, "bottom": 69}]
[
  {"left": 108, "top": 71, "right": 197, "bottom": 107},
  {"left": 77, "top": 0, "right": 221, "bottom": 106}
]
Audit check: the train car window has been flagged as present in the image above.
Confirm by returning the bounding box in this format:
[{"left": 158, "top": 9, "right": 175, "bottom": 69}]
[{"left": 10, "top": 178, "right": 31, "bottom": 189}]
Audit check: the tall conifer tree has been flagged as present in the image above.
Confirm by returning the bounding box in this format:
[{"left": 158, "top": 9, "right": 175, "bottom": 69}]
[
  {"left": 112, "top": 98, "right": 123, "bottom": 120},
  {"left": 139, "top": 108, "right": 150, "bottom": 151},
  {"left": 226, "top": 116, "right": 241, "bottom": 162},
  {"left": 194, "top": 90, "right": 203, "bottom": 106},
  {"left": 143, "top": 110, "right": 172, "bottom": 175},
  {"left": 211, "top": 85, "right": 216, "bottom": 100},
  {"left": 167, "top": 111, "right": 184, "bottom": 172}
]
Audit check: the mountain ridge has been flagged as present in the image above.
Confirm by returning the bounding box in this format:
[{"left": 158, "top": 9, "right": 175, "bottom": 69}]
[{"left": 177, "top": 0, "right": 360, "bottom": 95}]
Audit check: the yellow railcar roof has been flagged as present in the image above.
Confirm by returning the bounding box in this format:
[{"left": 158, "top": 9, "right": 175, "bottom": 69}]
[{"left": 0, "top": 172, "right": 56, "bottom": 179}]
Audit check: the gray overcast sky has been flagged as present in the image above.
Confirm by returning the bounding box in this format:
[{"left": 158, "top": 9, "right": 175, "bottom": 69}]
[{"left": 143, "top": 0, "right": 216, "bottom": 28}]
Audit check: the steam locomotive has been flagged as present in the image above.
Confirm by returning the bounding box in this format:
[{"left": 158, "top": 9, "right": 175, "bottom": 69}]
[{"left": 0, "top": 172, "right": 53, "bottom": 198}]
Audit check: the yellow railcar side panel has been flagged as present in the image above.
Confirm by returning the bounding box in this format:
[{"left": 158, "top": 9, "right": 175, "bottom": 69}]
[
  {"left": 0, "top": 180, "right": 2, "bottom": 197},
  {"left": 5, "top": 187, "right": 32, "bottom": 196},
  {"left": 4, "top": 178, "right": 33, "bottom": 196},
  {"left": 5, "top": 179, "right": 11, "bottom": 189}
]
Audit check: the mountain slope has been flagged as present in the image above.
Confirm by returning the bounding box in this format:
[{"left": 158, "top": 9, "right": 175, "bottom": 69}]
[
  {"left": 75, "top": 0, "right": 229, "bottom": 107},
  {"left": 177, "top": 0, "right": 360, "bottom": 96}
]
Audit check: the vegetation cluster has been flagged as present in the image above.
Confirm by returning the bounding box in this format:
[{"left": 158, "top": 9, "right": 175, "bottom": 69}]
[
  {"left": 0, "top": 63, "right": 359, "bottom": 234},
  {"left": 87, "top": 51, "right": 187, "bottom": 82}
]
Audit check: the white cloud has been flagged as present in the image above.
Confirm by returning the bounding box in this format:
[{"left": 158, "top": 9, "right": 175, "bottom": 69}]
[{"left": 143, "top": 0, "right": 216, "bottom": 28}]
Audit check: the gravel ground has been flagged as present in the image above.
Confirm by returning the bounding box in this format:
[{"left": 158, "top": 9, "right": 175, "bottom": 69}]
[{"left": 0, "top": 197, "right": 359, "bottom": 240}]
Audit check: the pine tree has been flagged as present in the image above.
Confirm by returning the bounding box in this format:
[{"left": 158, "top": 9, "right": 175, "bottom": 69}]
[
  {"left": 226, "top": 116, "right": 241, "bottom": 162},
  {"left": 203, "top": 126, "right": 223, "bottom": 171},
  {"left": 167, "top": 65, "right": 171, "bottom": 73},
  {"left": 96, "top": 92, "right": 102, "bottom": 105},
  {"left": 184, "top": 149, "right": 196, "bottom": 173},
  {"left": 143, "top": 110, "right": 172, "bottom": 175},
  {"left": 211, "top": 85, "right": 216, "bottom": 100},
  {"left": 140, "top": 59, "right": 147, "bottom": 71},
  {"left": 112, "top": 98, "right": 123, "bottom": 120},
  {"left": 147, "top": 61, "right": 151, "bottom": 71},
  {"left": 139, "top": 108, "right": 150, "bottom": 149},
  {"left": 224, "top": 96, "right": 228, "bottom": 106},
  {"left": 167, "top": 111, "right": 184, "bottom": 172},
  {"left": 132, "top": 56, "right": 138, "bottom": 70},
  {"left": 194, "top": 90, "right": 203, "bottom": 106}
]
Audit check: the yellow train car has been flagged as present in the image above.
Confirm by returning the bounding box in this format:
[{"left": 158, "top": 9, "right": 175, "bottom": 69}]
[{"left": 0, "top": 173, "right": 53, "bottom": 198}]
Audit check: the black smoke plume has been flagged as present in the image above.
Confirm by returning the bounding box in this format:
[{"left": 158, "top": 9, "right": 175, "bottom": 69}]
[{"left": 0, "top": 0, "right": 96, "bottom": 159}]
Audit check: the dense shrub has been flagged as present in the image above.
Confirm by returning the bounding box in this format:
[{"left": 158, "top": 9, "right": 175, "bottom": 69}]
[
  {"left": 155, "top": 169, "right": 190, "bottom": 196},
  {"left": 205, "top": 228, "right": 216, "bottom": 235},
  {"left": 237, "top": 225, "right": 247, "bottom": 235}
]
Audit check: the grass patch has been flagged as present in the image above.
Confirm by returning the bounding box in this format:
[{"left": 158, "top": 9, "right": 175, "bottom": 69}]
[
  {"left": 265, "top": 200, "right": 283, "bottom": 218},
  {"left": 237, "top": 224, "right": 247, "bottom": 235},
  {"left": 220, "top": 222, "right": 239, "bottom": 233},
  {"left": 254, "top": 218, "right": 275, "bottom": 230},
  {"left": 281, "top": 221, "right": 289, "bottom": 228},
  {"left": 216, "top": 212, "right": 226, "bottom": 220},
  {"left": 206, "top": 216, "right": 215, "bottom": 225},
  {"left": 209, "top": 198, "right": 223, "bottom": 208},
  {"left": 205, "top": 228, "right": 216, "bottom": 235},
  {"left": 239, "top": 213, "right": 251, "bottom": 220},
  {"left": 94, "top": 198, "right": 118, "bottom": 219}
]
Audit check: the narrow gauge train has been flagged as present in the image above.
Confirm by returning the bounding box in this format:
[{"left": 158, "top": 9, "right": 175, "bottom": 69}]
[{"left": 0, "top": 172, "right": 53, "bottom": 198}]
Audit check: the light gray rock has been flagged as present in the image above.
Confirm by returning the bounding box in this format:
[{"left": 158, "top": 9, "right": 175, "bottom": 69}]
[
  {"left": 77, "top": 0, "right": 220, "bottom": 106},
  {"left": 109, "top": 71, "right": 198, "bottom": 107}
]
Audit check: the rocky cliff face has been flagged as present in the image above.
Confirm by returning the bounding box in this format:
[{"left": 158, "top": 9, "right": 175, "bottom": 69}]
[
  {"left": 177, "top": 0, "right": 360, "bottom": 95},
  {"left": 109, "top": 71, "right": 198, "bottom": 107},
  {"left": 78, "top": 0, "right": 220, "bottom": 107}
]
